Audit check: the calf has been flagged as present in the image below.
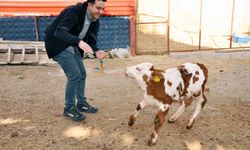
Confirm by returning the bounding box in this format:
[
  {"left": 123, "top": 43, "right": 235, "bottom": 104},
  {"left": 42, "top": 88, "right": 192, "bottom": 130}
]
[{"left": 125, "top": 62, "right": 208, "bottom": 145}]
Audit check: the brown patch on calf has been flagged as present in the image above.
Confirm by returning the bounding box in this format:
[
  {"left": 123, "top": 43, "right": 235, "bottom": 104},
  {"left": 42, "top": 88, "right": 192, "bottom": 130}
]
[
  {"left": 193, "top": 76, "right": 199, "bottom": 84},
  {"left": 146, "top": 70, "right": 173, "bottom": 105},
  {"left": 176, "top": 84, "right": 181, "bottom": 91},
  {"left": 154, "top": 116, "right": 161, "bottom": 128},
  {"left": 167, "top": 80, "right": 172, "bottom": 87},
  {"left": 142, "top": 74, "right": 148, "bottom": 82},
  {"left": 154, "top": 109, "right": 169, "bottom": 133},
  {"left": 149, "top": 66, "right": 165, "bottom": 72},
  {"left": 177, "top": 83, "right": 183, "bottom": 98},
  {"left": 178, "top": 66, "right": 192, "bottom": 97},
  {"left": 201, "top": 94, "right": 207, "bottom": 109},
  {"left": 149, "top": 66, "right": 155, "bottom": 71},
  {"left": 193, "top": 91, "right": 201, "bottom": 97},
  {"left": 136, "top": 104, "right": 141, "bottom": 111},
  {"left": 184, "top": 98, "right": 193, "bottom": 107},
  {"left": 196, "top": 63, "right": 208, "bottom": 92},
  {"left": 196, "top": 63, "right": 208, "bottom": 78}
]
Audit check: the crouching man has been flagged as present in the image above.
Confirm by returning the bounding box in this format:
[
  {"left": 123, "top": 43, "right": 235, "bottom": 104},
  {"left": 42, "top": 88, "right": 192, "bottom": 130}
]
[{"left": 45, "top": 0, "right": 107, "bottom": 122}]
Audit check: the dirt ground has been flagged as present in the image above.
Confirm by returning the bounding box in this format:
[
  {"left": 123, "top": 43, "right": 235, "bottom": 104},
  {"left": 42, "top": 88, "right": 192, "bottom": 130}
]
[{"left": 0, "top": 55, "right": 249, "bottom": 150}]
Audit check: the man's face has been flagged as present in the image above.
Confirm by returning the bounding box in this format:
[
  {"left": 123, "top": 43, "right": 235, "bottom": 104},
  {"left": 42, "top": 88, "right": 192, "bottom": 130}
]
[{"left": 88, "top": 0, "right": 105, "bottom": 20}]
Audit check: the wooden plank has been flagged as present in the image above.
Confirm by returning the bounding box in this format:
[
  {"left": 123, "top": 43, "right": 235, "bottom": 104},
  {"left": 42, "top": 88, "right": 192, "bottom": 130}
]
[
  {"left": 7, "top": 46, "right": 11, "bottom": 63},
  {"left": 35, "top": 46, "right": 39, "bottom": 63},
  {"left": 21, "top": 47, "right": 25, "bottom": 62}
]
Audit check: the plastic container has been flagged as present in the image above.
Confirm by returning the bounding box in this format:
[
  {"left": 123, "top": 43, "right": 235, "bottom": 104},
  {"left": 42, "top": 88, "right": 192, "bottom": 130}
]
[{"left": 232, "top": 34, "right": 250, "bottom": 44}]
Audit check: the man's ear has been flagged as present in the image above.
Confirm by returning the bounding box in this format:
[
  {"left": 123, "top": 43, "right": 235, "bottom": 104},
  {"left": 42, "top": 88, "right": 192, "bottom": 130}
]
[{"left": 87, "top": 2, "right": 93, "bottom": 8}]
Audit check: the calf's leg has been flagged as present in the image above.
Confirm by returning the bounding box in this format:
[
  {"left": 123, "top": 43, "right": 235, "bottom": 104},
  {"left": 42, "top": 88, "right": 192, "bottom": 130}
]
[
  {"left": 186, "top": 93, "right": 207, "bottom": 129},
  {"left": 168, "top": 98, "right": 193, "bottom": 123},
  {"left": 128, "top": 98, "right": 149, "bottom": 126},
  {"left": 148, "top": 105, "right": 169, "bottom": 146}
]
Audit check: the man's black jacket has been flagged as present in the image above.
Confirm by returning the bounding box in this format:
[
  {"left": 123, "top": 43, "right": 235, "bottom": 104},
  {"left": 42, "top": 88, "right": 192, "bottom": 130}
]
[{"left": 45, "top": 2, "right": 99, "bottom": 58}]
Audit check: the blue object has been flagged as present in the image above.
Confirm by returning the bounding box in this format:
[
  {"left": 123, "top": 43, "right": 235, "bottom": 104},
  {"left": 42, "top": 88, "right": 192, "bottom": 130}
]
[
  {"left": 0, "top": 17, "right": 36, "bottom": 41},
  {"left": 37, "top": 16, "right": 56, "bottom": 41},
  {"left": 232, "top": 34, "right": 250, "bottom": 44},
  {"left": 0, "top": 16, "right": 130, "bottom": 50},
  {"left": 98, "top": 16, "right": 130, "bottom": 49}
]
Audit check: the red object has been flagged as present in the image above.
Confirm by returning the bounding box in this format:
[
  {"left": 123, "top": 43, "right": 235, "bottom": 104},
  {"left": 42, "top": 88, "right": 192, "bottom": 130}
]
[{"left": 0, "top": 0, "right": 135, "bottom": 16}]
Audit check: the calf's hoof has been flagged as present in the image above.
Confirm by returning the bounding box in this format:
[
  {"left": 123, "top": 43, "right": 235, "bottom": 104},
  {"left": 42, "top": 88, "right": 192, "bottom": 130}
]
[
  {"left": 167, "top": 118, "right": 175, "bottom": 123},
  {"left": 186, "top": 119, "right": 195, "bottom": 129},
  {"left": 147, "top": 138, "right": 156, "bottom": 146},
  {"left": 186, "top": 124, "right": 193, "bottom": 129},
  {"left": 128, "top": 120, "right": 134, "bottom": 126},
  {"left": 147, "top": 132, "right": 157, "bottom": 146},
  {"left": 168, "top": 119, "right": 174, "bottom": 123},
  {"left": 128, "top": 116, "right": 135, "bottom": 126}
]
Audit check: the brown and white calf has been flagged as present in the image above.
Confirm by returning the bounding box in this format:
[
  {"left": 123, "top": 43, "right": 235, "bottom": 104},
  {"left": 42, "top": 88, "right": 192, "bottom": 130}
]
[{"left": 125, "top": 62, "right": 208, "bottom": 145}]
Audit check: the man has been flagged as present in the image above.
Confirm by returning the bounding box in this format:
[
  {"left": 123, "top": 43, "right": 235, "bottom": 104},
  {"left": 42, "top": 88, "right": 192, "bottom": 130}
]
[{"left": 45, "top": 0, "right": 107, "bottom": 122}]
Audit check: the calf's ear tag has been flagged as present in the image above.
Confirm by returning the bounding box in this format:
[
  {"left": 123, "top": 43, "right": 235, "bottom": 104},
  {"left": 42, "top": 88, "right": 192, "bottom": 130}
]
[{"left": 153, "top": 76, "right": 161, "bottom": 82}]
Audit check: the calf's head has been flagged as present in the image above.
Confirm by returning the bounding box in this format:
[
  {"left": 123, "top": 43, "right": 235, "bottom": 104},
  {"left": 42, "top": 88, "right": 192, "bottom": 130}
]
[{"left": 125, "top": 62, "right": 154, "bottom": 80}]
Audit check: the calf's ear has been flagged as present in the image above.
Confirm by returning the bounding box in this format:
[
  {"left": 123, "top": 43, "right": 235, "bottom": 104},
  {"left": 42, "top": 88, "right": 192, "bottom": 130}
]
[
  {"left": 151, "top": 71, "right": 164, "bottom": 82},
  {"left": 149, "top": 66, "right": 155, "bottom": 71}
]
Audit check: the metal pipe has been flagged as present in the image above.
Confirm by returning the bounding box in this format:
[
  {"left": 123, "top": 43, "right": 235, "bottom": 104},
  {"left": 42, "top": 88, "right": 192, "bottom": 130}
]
[
  {"left": 33, "top": 16, "right": 39, "bottom": 41},
  {"left": 199, "top": 0, "right": 203, "bottom": 50},
  {"left": 230, "top": 0, "right": 235, "bottom": 48},
  {"left": 167, "top": 0, "right": 170, "bottom": 53},
  {"left": 130, "top": 16, "right": 136, "bottom": 56}
]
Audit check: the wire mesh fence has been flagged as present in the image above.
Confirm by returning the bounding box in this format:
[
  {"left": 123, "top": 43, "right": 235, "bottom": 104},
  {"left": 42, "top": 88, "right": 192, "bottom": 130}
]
[{"left": 135, "top": 0, "right": 250, "bottom": 54}]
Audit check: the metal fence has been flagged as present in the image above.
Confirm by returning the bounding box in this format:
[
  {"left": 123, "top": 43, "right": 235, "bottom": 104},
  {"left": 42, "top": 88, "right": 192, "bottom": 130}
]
[{"left": 135, "top": 0, "right": 250, "bottom": 54}]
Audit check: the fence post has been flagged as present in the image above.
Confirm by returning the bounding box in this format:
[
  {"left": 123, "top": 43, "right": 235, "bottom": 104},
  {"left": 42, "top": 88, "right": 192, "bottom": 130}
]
[
  {"left": 230, "top": 0, "right": 235, "bottom": 48},
  {"left": 130, "top": 16, "right": 136, "bottom": 56},
  {"left": 199, "top": 0, "right": 203, "bottom": 50},
  {"left": 34, "top": 16, "right": 39, "bottom": 41},
  {"left": 167, "top": 0, "right": 170, "bottom": 54}
]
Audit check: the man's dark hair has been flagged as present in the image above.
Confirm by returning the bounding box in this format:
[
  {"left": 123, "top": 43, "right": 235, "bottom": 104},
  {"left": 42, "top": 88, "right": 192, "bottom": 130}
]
[{"left": 87, "top": 0, "right": 107, "bottom": 4}]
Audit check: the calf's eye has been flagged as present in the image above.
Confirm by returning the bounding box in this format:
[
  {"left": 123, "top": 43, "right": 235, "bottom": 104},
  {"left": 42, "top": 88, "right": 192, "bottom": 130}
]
[{"left": 136, "top": 68, "right": 141, "bottom": 71}]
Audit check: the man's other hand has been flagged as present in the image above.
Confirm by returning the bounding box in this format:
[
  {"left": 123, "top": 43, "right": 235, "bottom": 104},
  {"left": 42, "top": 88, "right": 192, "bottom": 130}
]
[{"left": 78, "top": 41, "right": 94, "bottom": 54}]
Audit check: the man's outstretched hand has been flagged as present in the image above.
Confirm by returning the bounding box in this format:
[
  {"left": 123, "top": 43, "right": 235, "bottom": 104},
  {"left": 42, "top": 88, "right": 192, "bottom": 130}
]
[{"left": 78, "top": 41, "right": 106, "bottom": 59}]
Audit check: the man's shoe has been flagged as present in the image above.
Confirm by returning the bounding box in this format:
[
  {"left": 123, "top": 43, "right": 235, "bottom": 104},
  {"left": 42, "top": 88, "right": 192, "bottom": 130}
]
[
  {"left": 77, "top": 102, "right": 98, "bottom": 113},
  {"left": 63, "top": 107, "right": 86, "bottom": 122}
]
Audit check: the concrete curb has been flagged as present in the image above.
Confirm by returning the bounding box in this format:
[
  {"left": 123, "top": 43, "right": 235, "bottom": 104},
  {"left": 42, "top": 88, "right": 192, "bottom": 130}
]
[{"left": 169, "top": 49, "right": 250, "bottom": 59}]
